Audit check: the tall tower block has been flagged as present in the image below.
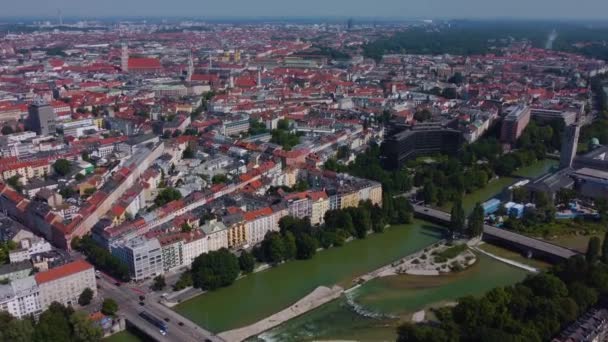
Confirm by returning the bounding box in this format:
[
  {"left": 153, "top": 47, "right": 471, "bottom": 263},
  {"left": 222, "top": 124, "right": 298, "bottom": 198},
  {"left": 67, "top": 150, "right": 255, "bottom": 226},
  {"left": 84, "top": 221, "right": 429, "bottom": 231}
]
[
  {"left": 186, "top": 52, "right": 194, "bottom": 82},
  {"left": 560, "top": 123, "right": 580, "bottom": 169},
  {"left": 121, "top": 43, "right": 129, "bottom": 72},
  {"left": 257, "top": 68, "right": 262, "bottom": 88}
]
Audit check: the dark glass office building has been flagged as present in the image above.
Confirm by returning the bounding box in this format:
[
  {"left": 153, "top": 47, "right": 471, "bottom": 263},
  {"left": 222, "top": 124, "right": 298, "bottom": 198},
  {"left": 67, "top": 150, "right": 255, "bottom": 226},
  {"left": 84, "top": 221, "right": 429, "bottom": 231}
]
[{"left": 380, "top": 123, "right": 464, "bottom": 169}]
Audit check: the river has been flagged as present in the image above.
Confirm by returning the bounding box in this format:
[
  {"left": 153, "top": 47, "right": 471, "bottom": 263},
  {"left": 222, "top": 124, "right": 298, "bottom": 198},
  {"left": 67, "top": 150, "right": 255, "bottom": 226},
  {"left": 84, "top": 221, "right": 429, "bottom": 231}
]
[
  {"left": 252, "top": 253, "right": 529, "bottom": 342},
  {"left": 174, "top": 220, "right": 444, "bottom": 333}
]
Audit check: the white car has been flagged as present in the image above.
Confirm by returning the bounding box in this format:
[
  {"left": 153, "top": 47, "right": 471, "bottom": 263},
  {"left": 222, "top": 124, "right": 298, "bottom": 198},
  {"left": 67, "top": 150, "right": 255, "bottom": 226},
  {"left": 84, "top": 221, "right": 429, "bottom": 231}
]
[{"left": 160, "top": 330, "right": 167, "bottom": 336}]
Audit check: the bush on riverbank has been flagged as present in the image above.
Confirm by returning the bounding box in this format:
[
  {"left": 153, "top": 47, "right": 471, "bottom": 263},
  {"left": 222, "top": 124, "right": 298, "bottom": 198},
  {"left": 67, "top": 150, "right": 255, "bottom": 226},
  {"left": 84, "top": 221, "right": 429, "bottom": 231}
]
[
  {"left": 398, "top": 255, "right": 608, "bottom": 342},
  {"left": 191, "top": 248, "right": 240, "bottom": 291},
  {"left": 435, "top": 244, "right": 468, "bottom": 260}
]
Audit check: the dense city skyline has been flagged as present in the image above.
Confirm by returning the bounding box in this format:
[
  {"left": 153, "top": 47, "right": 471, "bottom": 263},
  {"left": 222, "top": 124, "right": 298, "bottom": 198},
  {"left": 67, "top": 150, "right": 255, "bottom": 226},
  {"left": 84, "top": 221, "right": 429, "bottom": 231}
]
[{"left": 2, "top": 0, "right": 608, "bottom": 20}]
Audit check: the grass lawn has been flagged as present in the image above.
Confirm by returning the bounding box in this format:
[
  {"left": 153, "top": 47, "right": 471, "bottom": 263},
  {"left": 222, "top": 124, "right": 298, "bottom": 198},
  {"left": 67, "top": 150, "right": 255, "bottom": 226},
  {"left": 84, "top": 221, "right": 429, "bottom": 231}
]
[{"left": 514, "top": 219, "right": 606, "bottom": 253}]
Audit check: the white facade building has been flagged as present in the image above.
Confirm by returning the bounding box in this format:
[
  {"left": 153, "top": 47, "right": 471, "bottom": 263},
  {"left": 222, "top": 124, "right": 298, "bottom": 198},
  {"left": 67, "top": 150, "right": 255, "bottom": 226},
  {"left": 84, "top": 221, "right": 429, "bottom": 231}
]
[
  {"left": 0, "top": 276, "right": 42, "bottom": 319},
  {"left": 111, "top": 237, "right": 163, "bottom": 281},
  {"left": 35, "top": 260, "right": 96, "bottom": 309},
  {"left": 182, "top": 231, "right": 208, "bottom": 266},
  {"left": 9, "top": 236, "right": 53, "bottom": 263},
  {"left": 201, "top": 220, "right": 229, "bottom": 252}
]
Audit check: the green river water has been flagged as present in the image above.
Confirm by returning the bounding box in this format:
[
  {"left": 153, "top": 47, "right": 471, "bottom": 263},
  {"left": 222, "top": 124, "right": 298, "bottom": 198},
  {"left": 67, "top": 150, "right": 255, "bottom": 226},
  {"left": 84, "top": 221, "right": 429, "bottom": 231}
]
[
  {"left": 175, "top": 220, "right": 444, "bottom": 333},
  {"left": 253, "top": 254, "right": 529, "bottom": 342}
]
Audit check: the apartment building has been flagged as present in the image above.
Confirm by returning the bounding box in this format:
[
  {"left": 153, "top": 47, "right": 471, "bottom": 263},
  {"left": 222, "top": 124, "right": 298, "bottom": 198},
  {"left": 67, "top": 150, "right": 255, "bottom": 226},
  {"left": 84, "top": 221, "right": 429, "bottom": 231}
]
[
  {"left": 0, "top": 159, "right": 52, "bottom": 184},
  {"left": 35, "top": 260, "right": 96, "bottom": 309},
  {"left": 500, "top": 105, "right": 531, "bottom": 144},
  {"left": 308, "top": 191, "right": 330, "bottom": 225},
  {"left": 9, "top": 235, "right": 53, "bottom": 263},
  {"left": 181, "top": 230, "right": 208, "bottom": 266},
  {"left": 159, "top": 234, "right": 184, "bottom": 272},
  {"left": 224, "top": 215, "right": 248, "bottom": 249},
  {"left": 0, "top": 276, "right": 42, "bottom": 319},
  {"left": 201, "top": 220, "right": 229, "bottom": 252},
  {"left": 111, "top": 237, "right": 163, "bottom": 281}
]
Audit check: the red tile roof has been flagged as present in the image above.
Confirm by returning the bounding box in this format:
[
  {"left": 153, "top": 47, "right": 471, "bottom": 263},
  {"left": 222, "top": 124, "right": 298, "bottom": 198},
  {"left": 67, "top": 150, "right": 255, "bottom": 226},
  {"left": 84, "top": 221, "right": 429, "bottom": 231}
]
[
  {"left": 128, "top": 58, "right": 162, "bottom": 70},
  {"left": 35, "top": 260, "right": 93, "bottom": 285}
]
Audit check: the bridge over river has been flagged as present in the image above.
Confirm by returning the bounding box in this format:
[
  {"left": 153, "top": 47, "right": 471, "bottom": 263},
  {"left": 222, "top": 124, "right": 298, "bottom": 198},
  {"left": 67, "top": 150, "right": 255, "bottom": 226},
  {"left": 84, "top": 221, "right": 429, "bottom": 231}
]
[{"left": 412, "top": 204, "right": 580, "bottom": 263}]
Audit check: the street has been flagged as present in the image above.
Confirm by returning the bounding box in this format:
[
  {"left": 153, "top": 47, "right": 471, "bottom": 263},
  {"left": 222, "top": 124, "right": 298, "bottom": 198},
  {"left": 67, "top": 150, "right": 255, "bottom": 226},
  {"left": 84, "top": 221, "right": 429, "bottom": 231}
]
[{"left": 97, "top": 274, "right": 223, "bottom": 342}]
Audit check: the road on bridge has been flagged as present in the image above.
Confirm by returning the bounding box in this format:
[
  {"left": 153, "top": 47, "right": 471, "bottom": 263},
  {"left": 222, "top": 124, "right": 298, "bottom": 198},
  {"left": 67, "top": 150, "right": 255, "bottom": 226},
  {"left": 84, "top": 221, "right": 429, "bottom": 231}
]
[
  {"left": 412, "top": 204, "right": 580, "bottom": 260},
  {"left": 97, "top": 274, "right": 223, "bottom": 342}
]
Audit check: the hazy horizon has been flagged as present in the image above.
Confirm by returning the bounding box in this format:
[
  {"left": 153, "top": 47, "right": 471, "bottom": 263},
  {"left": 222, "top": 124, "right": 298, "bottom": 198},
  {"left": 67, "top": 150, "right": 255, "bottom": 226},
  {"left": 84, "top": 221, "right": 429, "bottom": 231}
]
[{"left": 2, "top": 0, "right": 608, "bottom": 21}]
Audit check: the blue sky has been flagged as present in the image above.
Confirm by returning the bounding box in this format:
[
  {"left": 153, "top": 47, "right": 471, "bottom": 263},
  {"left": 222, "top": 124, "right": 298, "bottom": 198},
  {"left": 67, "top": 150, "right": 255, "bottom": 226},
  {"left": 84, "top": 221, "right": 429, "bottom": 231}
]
[{"left": 3, "top": 0, "right": 608, "bottom": 20}]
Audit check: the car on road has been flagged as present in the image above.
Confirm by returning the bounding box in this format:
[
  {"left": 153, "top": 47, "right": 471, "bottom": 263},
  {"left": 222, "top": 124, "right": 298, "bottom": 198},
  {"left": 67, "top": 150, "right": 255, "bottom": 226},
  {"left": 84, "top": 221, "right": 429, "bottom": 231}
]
[
  {"left": 178, "top": 322, "right": 184, "bottom": 326},
  {"left": 164, "top": 317, "right": 170, "bottom": 322},
  {"left": 139, "top": 295, "right": 145, "bottom": 301},
  {"left": 160, "top": 330, "right": 167, "bottom": 336},
  {"left": 139, "top": 301, "right": 145, "bottom": 306},
  {"left": 115, "top": 282, "right": 121, "bottom": 286}
]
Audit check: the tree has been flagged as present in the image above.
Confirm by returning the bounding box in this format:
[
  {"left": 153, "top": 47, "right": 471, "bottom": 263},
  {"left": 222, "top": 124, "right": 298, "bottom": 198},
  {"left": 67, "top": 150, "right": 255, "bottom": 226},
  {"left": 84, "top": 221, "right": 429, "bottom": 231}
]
[
  {"left": 441, "top": 87, "right": 458, "bottom": 99},
  {"left": 53, "top": 159, "right": 72, "bottom": 176},
  {"left": 4, "top": 318, "right": 34, "bottom": 342},
  {"left": 261, "top": 232, "right": 285, "bottom": 264},
  {"left": 1, "top": 125, "right": 14, "bottom": 135},
  {"left": 76, "top": 236, "right": 130, "bottom": 282},
  {"left": 6, "top": 175, "right": 22, "bottom": 192},
  {"left": 602, "top": 231, "right": 608, "bottom": 263},
  {"left": 238, "top": 251, "right": 255, "bottom": 274},
  {"left": 101, "top": 298, "right": 118, "bottom": 316},
  {"left": 211, "top": 174, "right": 228, "bottom": 184},
  {"left": 295, "top": 234, "right": 318, "bottom": 260},
  {"left": 181, "top": 223, "right": 192, "bottom": 233},
  {"left": 152, "top": 275, "right": 166, "bottom": 291},
  {"left": 512, "top": 187, "right": 529, "bottom": 203},
  {"left": 568, "top": 282, "right": 598, "bottom": 312},
  {"left": 422, "top": 181, "right": 438, "bottom": 204},
  {"left": 467, "top": 202, "right": 485, "bottom": 237},
  {"left": 182, "top": 145, "right": 195, "bottom": 159},
  {"left": 449, "top": 199, "right": 465, "bottom": 238},
  {"left": 448, "top": 72, "right": 464, "bottom": 85},
  {"left": 69, "top": 311, "right": 102, "bottom": 342},
  {"left": 173, "top": 272, "right": 193, "bottom": 291},
  {"left": 154, "top": 187, "right": 182, "bottom": 207},
  {"left": 34, "top": 303, "right": 72, "bottom": 342},
  {"left": 78, "top": 288, "right": 94, "bottom": 306},
  {"left": 414, "top": 109, "right": 432, "bottom": 122},
  {"left": 555, "top": 188, "right": 576, "bottom": 207},
  {"left": 397, "top": 322, "right": 448, "bottom": 342},
  {"left": 597, "top": 198, "right": 608, "bottom": 222},
  {"left": 586, "top": 237, "right": 601, "bottom": 263},
  {"left": 191, "top": 248, "right": 240, "bottom": 291},
  {"left": 282, "top": 232, "right": 297, "bottom": 260}
]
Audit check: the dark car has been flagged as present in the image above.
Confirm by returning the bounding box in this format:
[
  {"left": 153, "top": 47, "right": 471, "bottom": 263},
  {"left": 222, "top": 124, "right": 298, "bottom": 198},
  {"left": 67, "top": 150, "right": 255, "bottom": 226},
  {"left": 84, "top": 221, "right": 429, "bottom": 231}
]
[
  {"left": 139, "top": 301, "right": 145, "bottom": 306},
  {"left": 115, "top": 282, "right": 121, "bottom": 286},
  {"left": 178, "top": 322, "right": 184, "bottom": 326},
  {"left": 139, "top": 295, "right": 145, "bottom": 301},
  {"left": 164, "top": 317, "right": 170, "bottom": 322}
]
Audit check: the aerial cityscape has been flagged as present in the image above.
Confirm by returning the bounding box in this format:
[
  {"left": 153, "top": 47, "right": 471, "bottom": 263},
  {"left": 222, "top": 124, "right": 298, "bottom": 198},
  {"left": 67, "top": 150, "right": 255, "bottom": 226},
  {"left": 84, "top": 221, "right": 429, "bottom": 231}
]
[{"left": 2, "top": 2, "right": 608, "bottom": 342}]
